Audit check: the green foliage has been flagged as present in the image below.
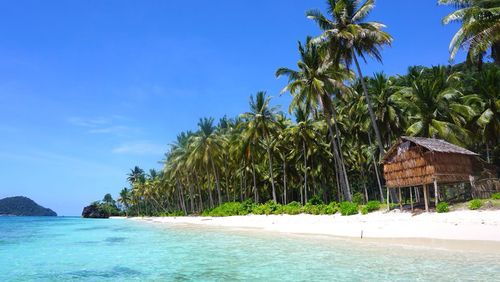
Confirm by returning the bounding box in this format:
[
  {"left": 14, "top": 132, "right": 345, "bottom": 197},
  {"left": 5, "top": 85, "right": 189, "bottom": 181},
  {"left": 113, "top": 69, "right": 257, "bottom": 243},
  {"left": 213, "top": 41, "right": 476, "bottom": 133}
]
[
  {"left": 339, "top": 202, "right": 359, "bottom": 216},
  {"left": 281, "top": 201, "right": 302, "bottom": 215},
  {"left": 468, "top": 199, "right": 483, "bottom": 210},
  {"left": 366, "top": 201, "right": 381, "bottom": 212},
  {"left": 324, "top": 202, "right": 338, "bottom": 215},
  {"left": 202, "top": 202, "right": 249, "bottom": 217},
  {"left": 307, "top": 195, "right": 324, "bottom": 205},
  {"left": 252, "top": 201, "right": 282, "bottom": 215},
  {"left": 0, "top": 196, "right": 57, "bottom": 216},
  {"left": 360, "top": 206, "right": 368, "bottom": 215},
  {"left": 491, "top": 193, "right": 500, "bottom": 200},
  {"left": 436, "top": 202, "right": 449, "bottom": 213},
  {"left": 352, "top": 192, "right": 364, "bottom": 205}
]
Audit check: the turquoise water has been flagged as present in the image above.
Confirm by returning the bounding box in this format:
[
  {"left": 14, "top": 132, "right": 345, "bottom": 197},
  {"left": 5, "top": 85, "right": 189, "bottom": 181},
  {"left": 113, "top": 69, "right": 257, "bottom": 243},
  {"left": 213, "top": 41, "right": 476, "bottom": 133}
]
[{"left": 0, "top": 217, "right": 499, "bottom": 281}]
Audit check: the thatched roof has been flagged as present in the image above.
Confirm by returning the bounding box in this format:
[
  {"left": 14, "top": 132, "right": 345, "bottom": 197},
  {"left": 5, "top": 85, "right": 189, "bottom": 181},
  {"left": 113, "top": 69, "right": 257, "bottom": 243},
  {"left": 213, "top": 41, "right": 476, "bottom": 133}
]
[{"left": 383, "top": 136, "right": 478, "bottom": 163}]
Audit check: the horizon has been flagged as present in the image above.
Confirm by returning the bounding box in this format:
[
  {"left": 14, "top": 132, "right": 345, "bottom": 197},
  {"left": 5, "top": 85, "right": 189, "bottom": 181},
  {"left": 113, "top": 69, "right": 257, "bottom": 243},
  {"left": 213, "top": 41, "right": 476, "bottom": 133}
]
[{"left": 0, "top": 0, "right": 471, "bottom": 216}]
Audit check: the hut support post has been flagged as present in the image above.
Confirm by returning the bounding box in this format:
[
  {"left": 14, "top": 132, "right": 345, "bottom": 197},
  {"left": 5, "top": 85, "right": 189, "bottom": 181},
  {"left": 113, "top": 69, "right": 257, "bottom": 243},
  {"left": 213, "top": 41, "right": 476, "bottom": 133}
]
[
  {"left": 386, "top": 187, "right": 390, "bottom": 211},
  {"left": 433, "top": 179, "right": 439, "bottom": 207},
  {"left": 398, "top": 187, "right": 403, "bottom": 211},
  {"left": 410, "top": 187, "right": 413, "bottom": 211},
  {"left": 423, "top": 185, "right": 429, "bottom": 212}
]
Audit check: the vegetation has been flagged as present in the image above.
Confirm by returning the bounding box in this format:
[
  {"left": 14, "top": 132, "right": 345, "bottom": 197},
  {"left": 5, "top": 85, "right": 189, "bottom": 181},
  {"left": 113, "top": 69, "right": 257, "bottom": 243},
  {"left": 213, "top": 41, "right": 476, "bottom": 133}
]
[
  {"left": 339, "top": 202, "right": 359, "bottom": 216},
  {"left": 436, "top": 202, "right": 450, "bottom": 213},
  {"left": 469, "top": 199, "right": 483, "bottom": 210},
  {"left": 492, "top": 193, "right": 500, "bottom": 200},
  {"left": 0, "top": 196, "right": 57, "bottom": 216},
  {"left": 105, "top": 0, "right": 498, "bottom": 217}
]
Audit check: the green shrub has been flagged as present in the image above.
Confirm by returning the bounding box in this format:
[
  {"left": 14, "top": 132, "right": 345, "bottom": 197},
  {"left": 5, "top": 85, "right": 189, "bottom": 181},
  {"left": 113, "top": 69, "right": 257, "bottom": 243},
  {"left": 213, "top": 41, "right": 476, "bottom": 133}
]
[
  {"left": 436, "top": 202, "right": 449, "bottom": 213},
  {"left": 303, "top": 203, "right": 325, "bottom": 215},
  {"left": 307, "top": 195, "right": 324, "bottom": 205},
  {"left": 242, "top": 199, "right": 258, "bottom": 213},
  {"left": 360, "top": 205, "right": 368, "bottom": 215},
  {"left": 203, "top": 202, "right": 249, "bottom": 217},
  {"left": 339, "top": 202, "right": 359, "bottom": 216},
  {"left": 281, "top": 201, "right": 302, "bottom": 215},
  {"left": 491, "top": 193, "right": 500, "bottom": 200},
  {"left": 366, "top": 201, "right": 381, "bottom": 212},
  {"left": 469, "top": 199, "right": 483, "bottom": 210},
  {"left": 252, "top": 200, "right": 282, "bottom": 215},
  {"left": 352, "top": 192, "right": 364, "bottom": 205},
  {"left": 323, "top": 202, "right": 338, "bottom": 214}
]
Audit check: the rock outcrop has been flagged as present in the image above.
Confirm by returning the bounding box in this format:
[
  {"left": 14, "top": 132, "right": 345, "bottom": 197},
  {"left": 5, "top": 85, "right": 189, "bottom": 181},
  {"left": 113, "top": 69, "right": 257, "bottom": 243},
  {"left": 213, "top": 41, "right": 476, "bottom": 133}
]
[{"left": 81, "top": 203, "right": 110, "bottom": 218}]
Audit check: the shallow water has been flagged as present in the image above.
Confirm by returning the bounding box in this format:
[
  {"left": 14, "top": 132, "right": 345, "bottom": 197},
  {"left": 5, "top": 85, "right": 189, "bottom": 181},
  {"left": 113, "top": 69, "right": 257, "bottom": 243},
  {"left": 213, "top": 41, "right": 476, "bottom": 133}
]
[{"left": 0, "top": 217, "right": 499, "bottom": 281}]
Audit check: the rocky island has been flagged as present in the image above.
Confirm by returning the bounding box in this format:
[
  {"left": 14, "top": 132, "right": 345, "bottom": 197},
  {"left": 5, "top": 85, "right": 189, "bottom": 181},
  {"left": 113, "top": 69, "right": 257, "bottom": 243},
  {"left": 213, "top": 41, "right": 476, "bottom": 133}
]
[{"left": 0, "top": 196, "right": 57, "bottom": 216}]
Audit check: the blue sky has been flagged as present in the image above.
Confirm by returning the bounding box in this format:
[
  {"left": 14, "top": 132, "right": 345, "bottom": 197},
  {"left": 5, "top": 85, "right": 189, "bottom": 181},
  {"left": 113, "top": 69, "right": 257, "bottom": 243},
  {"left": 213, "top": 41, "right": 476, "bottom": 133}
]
[{"left": 0, "top": 0, "right": 465, "bottom": 215}]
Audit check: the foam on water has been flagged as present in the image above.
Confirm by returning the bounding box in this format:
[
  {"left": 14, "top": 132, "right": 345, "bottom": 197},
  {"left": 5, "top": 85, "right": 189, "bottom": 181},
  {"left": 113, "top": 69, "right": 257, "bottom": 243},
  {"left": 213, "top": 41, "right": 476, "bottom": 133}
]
[{"left": 0, "top": 217, "right": 499, "bottom": 281}]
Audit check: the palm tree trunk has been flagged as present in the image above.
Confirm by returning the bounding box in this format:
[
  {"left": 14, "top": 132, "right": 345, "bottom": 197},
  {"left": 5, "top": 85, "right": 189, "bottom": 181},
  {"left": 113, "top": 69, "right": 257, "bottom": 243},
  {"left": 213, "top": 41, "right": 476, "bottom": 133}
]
[
  {"left": 486, "top": 142, "right": 491, "bottom": 163},
  {"left": 266, "top": 142, "right": 277, "bottom": 202},
  {"left": 224, "top": 154, "right": 231, "bottom": 202},
  {"left": 331, "top": 107, "right": 351, "bottom": 198},
  {"left": 187, "top": 175, "right": 195, "bottom": 213},
  {"left": 193, "top": 170, "right": 203, "bottom": 212},
  {"left": 210, "top": 157, "right": 222, "bottom": 206},
  {"left": 303, "top": 139, "right": 308, "bottom": 204},
  {"left": 206, "top": 166, "right": 214, "bottom": 208},
  {"left": 353, "top": 55, "right": 385, "bottom": 156},
  {"left": 283, "top": 159, "right": 287, "bottom": 205},
  {"left": 317, "top": 93, "right": 350, "bottom": 201},
  {"left": 367, "top": 132, "right": 385, "bottom": 203},
  {"left": 251, "top": 152, "right": 259, "bottom": 203}
]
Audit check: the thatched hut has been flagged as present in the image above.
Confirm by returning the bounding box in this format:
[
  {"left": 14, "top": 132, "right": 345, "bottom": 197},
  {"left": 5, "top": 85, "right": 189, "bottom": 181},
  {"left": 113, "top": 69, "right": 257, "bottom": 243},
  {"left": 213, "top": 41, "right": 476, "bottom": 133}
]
[{"left": 382, "top": 136, "right": 478, "bottom": 212}]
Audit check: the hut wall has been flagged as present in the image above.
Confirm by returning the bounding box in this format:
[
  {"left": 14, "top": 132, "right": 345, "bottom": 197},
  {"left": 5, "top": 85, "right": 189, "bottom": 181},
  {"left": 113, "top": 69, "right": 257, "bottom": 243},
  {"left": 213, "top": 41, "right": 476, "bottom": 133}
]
[
  {"left": 384, "top": 147, "right": 431, "bottom": 188},
  {"left": 383, "top": 149, "right": 474, "bottom": 188},
  {"left": 426, "top": 152, "right": 473, "bottom": 184}
]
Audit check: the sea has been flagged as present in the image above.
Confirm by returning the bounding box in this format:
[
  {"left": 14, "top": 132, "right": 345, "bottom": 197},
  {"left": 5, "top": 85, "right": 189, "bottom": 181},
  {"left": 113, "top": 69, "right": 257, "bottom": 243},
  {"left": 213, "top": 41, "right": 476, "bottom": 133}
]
[{"left": 0, "top": 216, "right": 499, "bottom": 281}]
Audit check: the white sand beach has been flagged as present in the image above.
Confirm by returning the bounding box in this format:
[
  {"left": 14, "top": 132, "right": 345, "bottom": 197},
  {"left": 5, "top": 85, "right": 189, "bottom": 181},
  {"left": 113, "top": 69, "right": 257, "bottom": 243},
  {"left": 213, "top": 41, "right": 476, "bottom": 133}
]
[{"left": 131, "top": 210, "right": 500, "bottom": 244}]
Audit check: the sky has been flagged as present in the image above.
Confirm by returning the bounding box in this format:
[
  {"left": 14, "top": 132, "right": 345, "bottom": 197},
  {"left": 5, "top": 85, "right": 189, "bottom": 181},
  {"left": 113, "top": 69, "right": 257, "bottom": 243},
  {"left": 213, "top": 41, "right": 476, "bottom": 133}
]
[{"left": 0, "top": 0, "right": 466, "bottom": 215}]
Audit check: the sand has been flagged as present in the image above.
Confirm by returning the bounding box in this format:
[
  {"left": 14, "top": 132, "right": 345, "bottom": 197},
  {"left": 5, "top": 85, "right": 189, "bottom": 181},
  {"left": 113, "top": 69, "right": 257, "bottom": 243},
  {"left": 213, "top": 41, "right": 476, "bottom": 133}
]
[{"left": 130, "top": 210, "right": 500, "bottom": 240}]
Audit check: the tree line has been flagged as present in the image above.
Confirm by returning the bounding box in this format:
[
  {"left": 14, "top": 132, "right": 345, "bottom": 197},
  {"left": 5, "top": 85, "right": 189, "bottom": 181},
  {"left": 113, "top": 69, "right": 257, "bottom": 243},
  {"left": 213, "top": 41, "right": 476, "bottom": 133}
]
[{"left": 110, "top": 0, "right": 498, "bottom": 216}]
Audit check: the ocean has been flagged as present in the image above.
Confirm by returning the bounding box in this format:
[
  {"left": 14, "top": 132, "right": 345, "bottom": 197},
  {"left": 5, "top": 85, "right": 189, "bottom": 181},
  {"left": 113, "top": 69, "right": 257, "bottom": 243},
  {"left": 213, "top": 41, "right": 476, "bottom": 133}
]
[{"left": 0, "top": 216, "right": 498, "bottom": 281}]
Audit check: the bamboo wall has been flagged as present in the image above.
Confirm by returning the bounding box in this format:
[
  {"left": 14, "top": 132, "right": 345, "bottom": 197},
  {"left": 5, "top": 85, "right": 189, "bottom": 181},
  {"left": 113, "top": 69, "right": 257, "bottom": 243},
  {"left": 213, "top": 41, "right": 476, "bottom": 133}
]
[{"left": 383, "top": 147, "right": 474, "bottom": 188}]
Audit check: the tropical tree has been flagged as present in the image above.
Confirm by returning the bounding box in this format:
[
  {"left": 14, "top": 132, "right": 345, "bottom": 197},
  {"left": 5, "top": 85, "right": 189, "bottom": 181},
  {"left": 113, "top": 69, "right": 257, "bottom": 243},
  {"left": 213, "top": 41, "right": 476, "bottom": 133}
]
[
  {"left": 118, "top": 188, "right": 131, "bottom": 215},
  {"left": 439, "top": 0, "right": 500, "bottom": 66},
  {"left": 393, "top": 66, "right": 475, "bottom": 145},
  {"left": 276, "top": 37, "right": 353, "bottom": 201},
  {"left": 241, "top": 91, "right": 279, "bottom": 202},
  {"left": 306, "top": 0, "right": 393, "bottom": 155}
]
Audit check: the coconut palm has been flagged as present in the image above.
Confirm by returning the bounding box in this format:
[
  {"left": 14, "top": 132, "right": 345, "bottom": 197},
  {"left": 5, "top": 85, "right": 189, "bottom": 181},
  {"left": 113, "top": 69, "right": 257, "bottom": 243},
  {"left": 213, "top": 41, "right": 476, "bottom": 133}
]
[
  {"left": 127, "top": 166, "right": 145, "bottom": 185},
  {"left": 393, "top": 67, "right": 476, "bottom": 145},
  {"left": 241, "top": 91, "right": 280, "bottom": 202},
  {"left": 276, "top": 37, "right": 353, "bottom": 201},
  {"left": 188, "top": 118, "right": 224, "bottom": 206},
  {"left": 439, "top": 0, "right": 500, "bottom": 66},
  {"left": 464, "top": 66, "right": 500, "bottom": 161},
  {"left": 306, "top": 0, "right": 392, "bottom": 155},
  {"left": 118, "top": 187, "right": 131, "bottom": 215}
]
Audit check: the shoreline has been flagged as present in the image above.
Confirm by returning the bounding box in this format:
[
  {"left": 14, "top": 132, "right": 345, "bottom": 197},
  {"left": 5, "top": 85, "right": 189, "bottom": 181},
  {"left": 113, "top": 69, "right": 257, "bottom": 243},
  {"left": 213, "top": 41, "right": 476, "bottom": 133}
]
[{"left": 126, "top": 210, "right": 500, "bottom": 252}]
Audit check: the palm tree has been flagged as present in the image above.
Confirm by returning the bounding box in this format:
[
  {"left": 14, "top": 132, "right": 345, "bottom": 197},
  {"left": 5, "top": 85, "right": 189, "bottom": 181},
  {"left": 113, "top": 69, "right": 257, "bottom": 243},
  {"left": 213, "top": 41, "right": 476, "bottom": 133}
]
[
  {"left": 439, "top": 0, "right": 500, "bottom": 67},
  {"left": 393, "top": 67, "right": 475, "bottom": 145},
  {"left": 118, "top": 187, "right": 131, "bottom": 216},
  {"left": 306, "top": 0, "right": 392, "bottom": 155},
  {"left": 188, "top": 118, "right": 224, "bottom": 206},
  {"left": 241, "top": 92, "right": 279, "bottom": 202},
  {"left": 127, "top": 166, "right": 145, "bottom": 185},
  {"left": 276, "top": 37, "right": 353, "bottom": 201},
  {"left": 464, "top": 66, "right": 500, "bottom": 161}
]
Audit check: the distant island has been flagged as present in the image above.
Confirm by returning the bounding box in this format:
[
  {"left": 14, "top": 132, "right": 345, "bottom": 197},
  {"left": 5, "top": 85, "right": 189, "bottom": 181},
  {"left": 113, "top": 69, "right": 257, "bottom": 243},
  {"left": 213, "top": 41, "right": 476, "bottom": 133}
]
[{"left": 0, "top": 196, "right": 57, "bottom": 216}]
